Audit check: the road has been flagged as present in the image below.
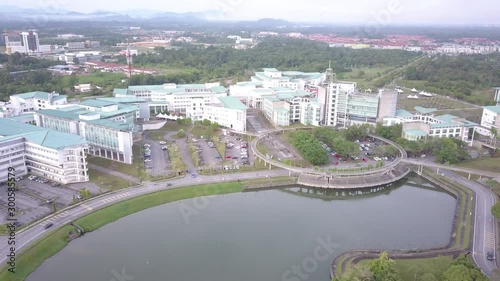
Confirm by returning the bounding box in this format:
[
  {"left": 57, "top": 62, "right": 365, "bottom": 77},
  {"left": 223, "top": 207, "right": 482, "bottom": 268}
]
[
  {"left": 440, "top": 170, "right": 498, "bottom": 278},
  {"left": 0, "top": 169, "right": 289, "bottom": 266}
]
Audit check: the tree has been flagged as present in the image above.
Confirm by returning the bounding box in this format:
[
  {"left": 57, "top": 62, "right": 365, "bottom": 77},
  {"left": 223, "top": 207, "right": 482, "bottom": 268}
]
[
  {"left": 420, "top": 273, "right": 439, "bottom": 281},
  {"left": 491, "top": 128, "right": 499, "bottom": 147},
  {"left": 73, "top": 57, "right": 80, "bottom": 65},
  {"left": 492, "top": 202, "right": 500, "bottom": 218},
  {"left": 442, "top": 265, "right": 473, "bottom": 281},
  {"left": 176, "top": 129, "right": 186, "bottom": 138},
  {"left": 369, "top": 252, "right": 402, "bottom": 281},
  {"left": 333, "top": 138, "right": 359, "bottom": 158}
]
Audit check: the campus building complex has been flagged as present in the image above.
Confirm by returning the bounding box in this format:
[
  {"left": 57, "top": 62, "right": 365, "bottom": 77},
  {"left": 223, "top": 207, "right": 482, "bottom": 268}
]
[
  {"left": 9, "top": 91, "right": 68, "bottom": 116},
  {"left": 383, "top": 106, "right": 477, "bottom": 143},
  {"left": 33, "top": 99, "right": 139, "bottom": 164},
  {"left": 114, "top": 83, "right": 228, "bottom": 114},
  {"left": 187, "top": 96, "right": 247, "bottom": 132},
  {"left": 0, "top": 118, "right": 88, "bottom": 184}
]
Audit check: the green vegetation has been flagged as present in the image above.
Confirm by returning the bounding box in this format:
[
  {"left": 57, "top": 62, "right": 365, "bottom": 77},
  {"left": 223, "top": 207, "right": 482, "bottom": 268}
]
[
  {"left": 402, "top": 54, "right": 500, "bottom": 105},
  {"left": 166, "top": 142, "right": 188, "bottom": 175},
  {"left": 338, "top": 255, "right": 486, "bottom": 281},
  {"left": 0, "top": 225, "right": 79, "bottom": 281},
  {"left": 289, "top": 130, "right": 329, "bottom": 165},
  {"left": 87, "top": 145, "right": 144, "bottom": 179},
  {"left": 88, "top": 169, "right": 133, "bottom": 191},
  {"left": 456, "top": 157, "right": 500, "bottom": 174},
  {"left": 76, "top": 182, "right": 243, "bottom": 232},
  {"left": 124, "top": 37, "right": 420, "bottom": 83},
  {"left": 491, "top": 202, "right": 500, "bottom": 218}
]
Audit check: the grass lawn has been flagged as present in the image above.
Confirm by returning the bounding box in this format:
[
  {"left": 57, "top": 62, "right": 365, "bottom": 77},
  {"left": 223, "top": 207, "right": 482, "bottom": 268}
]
[
  {"left": 356, "top": 255, "right": 452, "bottom": 281},
  {"left": 76, "top": 182, "right": 243, "bottom": 232},
  {"left": 87, "top": 145, "right": 143, "bottom": 179},
  {"left": 456, "top": 157, "right": 500, "bottom": 174},
  {"left": 88, "top": 168, "right": 133, "bottom": 191},
  {"left": 397, "top": 94, "right": 477, "bottom": 112},
  {"left": 0, "top": 225, "right": 78, "bottom": 281}
]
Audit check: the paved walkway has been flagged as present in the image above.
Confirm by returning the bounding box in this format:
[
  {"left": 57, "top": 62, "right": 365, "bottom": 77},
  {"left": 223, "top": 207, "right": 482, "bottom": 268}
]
[{"left": 88, "top": 164, "right": 140, "bottom": 183}]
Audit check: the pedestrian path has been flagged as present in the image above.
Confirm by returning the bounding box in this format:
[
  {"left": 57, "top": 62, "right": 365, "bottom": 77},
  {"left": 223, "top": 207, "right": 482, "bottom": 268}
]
[
  {"left": 101, "top": 192, "right": 131, "bottom": 204},
  {"left": 45, "top": 211, "right": 70, "bottom": 223}
]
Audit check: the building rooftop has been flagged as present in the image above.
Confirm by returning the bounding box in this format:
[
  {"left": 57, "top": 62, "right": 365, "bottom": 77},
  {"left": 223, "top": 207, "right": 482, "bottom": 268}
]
[
  {"left": 483, "top": 105, "right": 500, "bottom": 114},
  {"left": 97, "top": 97, "right": 147, "bottom": 103},
  {"left": 395, "top": 109, "right": 414, "bottom": 118},
  {"left": 218, "top": 96, "right": 247, "bottom": 110},
  {"left": 12, "top": 91, "right": 66, "bottom": 101},
  {"left": 404, "top": 129, "right": 428, "bottom": 137},
  {"left": 263, "top": 68, "right": 279, "bottom": 72},
  {"left": 80, "top": 99, "right": 116, "bottom": 108},
  {"left": 7, "top": 113, "right": 35, "bottom": 121},
  {"left": 0, "top": 118, "right": 86, "bottom": 150},
  {"left": 414, "top": 106, "right": 437, "bottom": 114},
  {"left": 127, "top": 84, "right": 227, "bottom": 95},
  {"left": 113, "top": 88, "right": 129, "bottom": 95}
]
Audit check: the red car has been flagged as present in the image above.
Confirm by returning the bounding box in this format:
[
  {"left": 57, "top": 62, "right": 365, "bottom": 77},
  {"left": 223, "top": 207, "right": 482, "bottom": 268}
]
[
  {"left": 362, "top": 158, "right": 367, "bottom": 162},
  {"left": 334, "top": 162, "right": 339, "bottom": 165},
  {"left": 226, "top": 156, "right": 232, "bottom": 159}
]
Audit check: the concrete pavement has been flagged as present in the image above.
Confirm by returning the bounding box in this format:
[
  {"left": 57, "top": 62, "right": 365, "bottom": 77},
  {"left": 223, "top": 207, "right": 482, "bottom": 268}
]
[
  {"left": 440, "top": 170, "right": 498, "bottom": 278},
  {"left": 0, "top": 169, "right": 289, "bottom": 267}
]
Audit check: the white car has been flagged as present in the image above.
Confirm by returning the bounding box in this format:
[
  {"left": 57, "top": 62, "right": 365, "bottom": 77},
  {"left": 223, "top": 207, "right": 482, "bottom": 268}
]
[{"left": 159, "top": 141, "right": 166, "bottom": 145}]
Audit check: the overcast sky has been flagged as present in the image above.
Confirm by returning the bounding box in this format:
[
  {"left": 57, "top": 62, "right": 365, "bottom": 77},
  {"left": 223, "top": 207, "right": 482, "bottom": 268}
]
[{"left": 9, "top": 0, "right": 500, "bottom": 24}]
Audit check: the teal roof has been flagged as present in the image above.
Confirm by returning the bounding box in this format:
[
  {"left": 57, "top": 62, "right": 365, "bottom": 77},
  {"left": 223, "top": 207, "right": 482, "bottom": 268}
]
[
  {"left": 431, "top": 122, "right": 462, "bottom": 128},
  {"left": 414, "top": 106, "right": 437, "bottom": 114},
  {"left": 263, "top": 68, "right": 279, "bottom": 72},
  {"left": 80, "top": 99, "right": 116, "bottom": 107},
  {"left": 87, "top": 119, "right": 134, "bottom": 131},
  {"left": 209, "top": 86, "right": 228, "bottom": 93},
  {"left": 483, "top": 105, "right": 500, "bottom": 114},
  {"left": 7, "top": 113, "right": 35, "bottom": 121},
  {"left": 218, "top": 96, "right": 247, "bottom": 110},
  {"left": 97, "top": 97, "right": 147, "bottom": 103},
  {"left": 113, "top": 88, "right": 129, "bottom": 95},
  {"left": 434, "top": 114, "right": 460, "bottom": 122},
  {"left": 264, "top": 96, "right": 280, "bottom": 102},
  {"left": 12, "top": 91, "right": 67, "bottom": 101},
  {"left": 235, "top": 81, "right": 263, "bottom": 87},
  {"left": 272, "top": 87, "right": 295, "bottom": 92},
  {"left": 396, "top": 109, "right": 413, "bottom": 118},
  {"left": 404, "top": 129, "right": 428, "bottom": 137},
  {"left": 0, "top": 118, "right": 86, "bottom": 150}
]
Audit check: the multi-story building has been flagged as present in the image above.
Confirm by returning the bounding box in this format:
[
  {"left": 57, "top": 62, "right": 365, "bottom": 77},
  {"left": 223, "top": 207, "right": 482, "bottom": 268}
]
[
  {"left": 116, "top": 83, "right": 228, "bottom": 114},
  {"left": 66, "top": 42, "right": 86, "bottom": 49},
  {"left": 187, "top": 96, "right": 247, "bottom": 132},
  {"left": 299, "top": 98, "right": 324, "bottom": 126},
  {"left": 262, "top": 90, "right": 315, "bottom": 127},
  {"left": 476, "top": 105, "right": 500, "bottom": 136},
  {"left": 20, "top": 30, "right": 40, "bottom": 55},
  {"left": 251, "top": 68, "right": 325, "bottom": 90},
  {"left": 322, "top": 82, "right": 380, "bottom": 127},
  {"left": 34, "top": 99, "right": 139, "bottom": 164},
  {"left": 377, "top": 90, "right": 398, "bottom": 123},
  {"left": 0, "top": 118, "right": 88, "bottom": 184},
  {"left": 9, "top": 91, "right": 68, "bottom": 116},
  {"left": 383, "top": 106, "right": 477, "bottom": 143}
]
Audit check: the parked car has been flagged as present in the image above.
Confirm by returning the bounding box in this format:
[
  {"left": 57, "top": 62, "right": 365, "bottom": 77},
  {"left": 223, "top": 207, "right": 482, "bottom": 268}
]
[
  {"left": 159, "top": 141, "right": 167, "bottom": 145},
  {"left": 161, "top": 146, "right": 168, "bottom": 150},
  {"left": 28, "top": 175, "right": 37, "bottom": 180},
  {"left": 191, "top": 173, "right": 197, "bottom": 178},
  {"left": 487, "top": 252, "right": 494, "bottom": 261}
]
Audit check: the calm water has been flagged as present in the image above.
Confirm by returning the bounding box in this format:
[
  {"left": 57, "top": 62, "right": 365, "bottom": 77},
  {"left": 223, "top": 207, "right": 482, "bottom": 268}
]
[{"left": 27, "top": 176, "right": 456, "bottom": 281}]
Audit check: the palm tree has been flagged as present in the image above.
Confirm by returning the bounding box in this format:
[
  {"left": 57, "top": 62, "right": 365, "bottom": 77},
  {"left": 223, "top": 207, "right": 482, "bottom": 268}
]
[{"left": 491, "top": 128, "right": 499, "bottom": 147}]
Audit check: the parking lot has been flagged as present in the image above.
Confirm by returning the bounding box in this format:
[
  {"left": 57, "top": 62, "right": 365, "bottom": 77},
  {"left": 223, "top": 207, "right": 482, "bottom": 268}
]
[
  {"left": 0, "top": 177, "right": 96, "bottom": 226},
  {"left": 143, "top": 139, "right": 171, "bottom": 177},
  {"left": 196, "top": 138, "right": 222, "bottom": 167}
]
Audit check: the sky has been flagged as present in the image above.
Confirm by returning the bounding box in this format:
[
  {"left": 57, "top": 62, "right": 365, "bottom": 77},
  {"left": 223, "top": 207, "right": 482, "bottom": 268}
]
[{"left": 6, "top": 0, "right": 500, "bottom": 24}]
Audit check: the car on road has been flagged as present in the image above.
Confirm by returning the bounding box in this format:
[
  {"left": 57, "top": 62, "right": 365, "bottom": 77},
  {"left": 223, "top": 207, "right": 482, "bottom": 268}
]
[
  {"left": 28, "top": 175, "right": 37, "bottom": 180},
  {"left": 145, "top": 159, "right": 152, "bottom": 162},
  {"left": 226, "top": 155, "right": 232, "bottom": 159},
  {"left": 215, "top": 155, "right": 222, "bottom": 159},
  {"left": 166, "top": 183, "right": 172, "bottom": 187},
  {"left": 44, "top": 223, "right": 54, "bottom": 229},
  {"left": 232, "top": 156, "right": 238, "bottom": 159},
  {"left": 191, "top": 173, "right": 197, "bottom": 178},
  {"left": 487, "top": 252, "right": 494, "bottom": 261}
]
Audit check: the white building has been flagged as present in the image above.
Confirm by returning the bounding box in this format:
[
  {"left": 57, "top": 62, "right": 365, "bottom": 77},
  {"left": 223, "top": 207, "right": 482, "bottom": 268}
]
[
  {"left": 33, "top": 99, "right": 139, "bottom": 164},
  {"left": 187, "top": 96, "right": 247, "bottom": 132},
  {"left": 0, "top": 118, "right": 89, "bottom": 184},
  {"left": 322, "top": 82, "right": 380, "bottom": 127},
  {"left": 117, "top": 83, "right": 228, "bottom": 114},
  {"left": 262, "top": 90, "right": 315, "bottom": 127},
  {"left": 251, "top": 68, "right": 325, "bottom": 90},
  {"left": 9, "top": 92, "right": 68, "bottom": 116}
]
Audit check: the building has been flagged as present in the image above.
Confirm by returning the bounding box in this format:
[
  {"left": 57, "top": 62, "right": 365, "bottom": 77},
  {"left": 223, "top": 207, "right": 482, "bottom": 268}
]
[
  {"left": 66, "top": 42, "right": 86, "bottom": 49},
  {"left": 187, "top": 96, "right": 247, "bottom": 132},
  {"left": 0, "top": 118, "right": 88, "bottom": 184},
  {"left": 479, "top": 105, "right": 500, "bottom": 136},
  {"left": 322, "top": 82, "right": 380, "bottom": 127},
  {"left": 9, "top": 92, "right": 68, "bottom": 116},
  {"left": 4, "top": 30, "right": 50, "bottom": 55},
  {"left": 494, "top": 87, "right": 500, "bottom": 106},
  {"left": 116, "top": 83, "right": 228, "bottom": 114},
  {"left": 34, "top": 100, "right": 139, "bottom": 164},
  {"left": 383, "top": 106, "right": 477, "bottom": 143},
  {"left": 262, "top": 89, "right": 315, "bottom": 127},
  {"left": 377, "top": 90, "right": 398, "bottom": 123},
  {"left": 251, "top": 68, "right": 325, "bottom": 90}
]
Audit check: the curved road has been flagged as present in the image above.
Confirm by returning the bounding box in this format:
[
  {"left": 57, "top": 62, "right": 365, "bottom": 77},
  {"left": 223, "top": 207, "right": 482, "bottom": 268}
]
[
  {"left": 0, "top": 169, "right": 289, "bottom": 267},
  {"left": 440, "top": 170, "right": 498, "bottom": 278}
]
